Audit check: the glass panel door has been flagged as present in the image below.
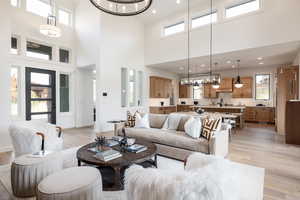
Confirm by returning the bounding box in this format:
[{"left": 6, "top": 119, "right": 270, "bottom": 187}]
[{"left": 25, "top": 67, "right": 56, "bottom": 124}]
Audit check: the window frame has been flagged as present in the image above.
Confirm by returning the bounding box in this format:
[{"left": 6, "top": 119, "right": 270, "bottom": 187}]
[
  {"left": 26, "top": 39, "right": 53, "bottom": 61},
  {"left": 11, "top": 35, "right": 20, "bottom": 55},
  {"left": 58, "top": 8, "right": 72, "bottom": 26},
  {"left": 59, "top": 73, "right": 71, "bottom": 113},
  {"left": 59, "top": 47, "right": 71, "bottom": 64},
  {"left": 163, "top": 21, "right": 185, "bottom": 37},
  {"left": 255, "top": 73, "right": 270, "bottom": 100},
  {"left": 191, "top": 10, "right": 218, "bottom": 29},
  {"left": 225, "top": 0, "right": 261, "bottom": 19}
]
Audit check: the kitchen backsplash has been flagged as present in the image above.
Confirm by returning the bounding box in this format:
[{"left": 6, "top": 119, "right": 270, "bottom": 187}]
[{"left": 149, "top": 98, "right": 171, "bottom": 106}]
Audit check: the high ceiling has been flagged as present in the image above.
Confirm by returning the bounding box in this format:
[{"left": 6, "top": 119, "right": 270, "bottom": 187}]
[{"left": 147, "top": 41, "right": 300, "bottom": 75}]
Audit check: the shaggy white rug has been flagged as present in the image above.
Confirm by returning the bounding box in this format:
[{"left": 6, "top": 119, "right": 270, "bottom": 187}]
[{"left": 0, "top": 154, "right": 183, "bottom": 200}]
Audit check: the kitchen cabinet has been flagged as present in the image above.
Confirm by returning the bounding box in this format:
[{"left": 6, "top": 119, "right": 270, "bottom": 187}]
[
  {"left": 217, "top": 78, "right": 233, "bottom": 92},
  {"left": 244, "top": 107, "right": 275, "bottom": 123},
  {"left": 232, "top": 77, "right": 253, "bottom": 98},
  {"left": 150, "top": 76, "right": 172, "bottom": 98},
  {"left": 203, "top": 84, "right": 218, "bottom": 98},
  {"left": 177, "top": 105, "right": 194, "bottom": 112},
  {"left": 179, "top": 84, "right": 192, "bottom": 98},
  {"left": 150, "top": 106, "right": 177, "bottom": 114}
]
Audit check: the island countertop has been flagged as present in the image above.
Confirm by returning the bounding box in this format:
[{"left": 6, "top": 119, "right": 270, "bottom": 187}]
[{"left": 193, "top": 105, "right": 246, "bottom": 109}]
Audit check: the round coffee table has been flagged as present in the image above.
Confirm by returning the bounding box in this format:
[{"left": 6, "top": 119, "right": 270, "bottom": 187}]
[{"left": 77, "top": 140, "right": 157, "bottom": 191}]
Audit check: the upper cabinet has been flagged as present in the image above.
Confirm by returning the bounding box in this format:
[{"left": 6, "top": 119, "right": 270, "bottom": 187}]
[
  {"left": 217, "top": 78, "right": 233, "bottom": 92},
  {"left": 203, "top": 84, "right": 218, "bottom": 99},
  {"left": 232, "top": 77, "right": 253, "bottom": 98},
  {"left": 150, "top": 76, "right": 172, "bottom": 98},
  {"left": 179, "top": 83, "right": 192, "bottom": 98}
]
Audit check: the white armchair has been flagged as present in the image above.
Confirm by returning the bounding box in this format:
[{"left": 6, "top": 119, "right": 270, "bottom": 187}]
[{"left": 9, "top": 121, "right": 63, "bottom": 157}]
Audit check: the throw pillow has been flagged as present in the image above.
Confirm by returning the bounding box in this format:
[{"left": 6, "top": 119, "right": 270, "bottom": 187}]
[
  {"left": 162, "top": 113, "right": 183, "bottom": 130},
  {"left": 125, "top": 111, "right": 138, "bottom": 128},
  {"left": 201, "top": 118, "right": 221, "bottom": 140},
  {"left": 184, "top": 117, "right": 202, "bottom": 139},
  {"left": 135, "top": 113, "right": 150, "bottom": 128}
]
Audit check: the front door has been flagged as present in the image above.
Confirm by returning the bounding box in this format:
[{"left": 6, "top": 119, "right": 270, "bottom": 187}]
[{"left": 25, "top": 67, "right": 56, "bottom": 124}]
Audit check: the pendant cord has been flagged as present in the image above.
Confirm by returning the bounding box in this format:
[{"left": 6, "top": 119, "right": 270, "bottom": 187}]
[
  {"left": 187, "top": 0, "right": 190, "bottom": 83},
  {"left": 209, "top": 0, "right": 213, "bottom": 82}
]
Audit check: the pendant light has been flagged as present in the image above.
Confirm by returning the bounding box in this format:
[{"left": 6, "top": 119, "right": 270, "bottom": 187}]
[
  {"left": 234, "top": 60, "right": 244, "bottom": 88},
  {"left": 40, "top": 0, "right": 61, "bottom": 38},
  {"left": 212, "top": 62, "right": 220, "bottom": 89}
]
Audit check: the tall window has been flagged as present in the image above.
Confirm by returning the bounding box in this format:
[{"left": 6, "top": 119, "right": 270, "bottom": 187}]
[
  {"left": 192, "top": 11, "right": 217, "bottom": 28},
  {"left": 193, "top": 84, "right": 204, "bottom": 99},
  {"left": 26, "top": 41, "right": 52, "bottom": 60},
  {"left": 11, "top": 67, "right": 19, "bottom": 116},
  {"left": 60, "top": 74, "right": 70, "bottom": 112},
  {"left": 26, "top": 0, "right": 51, "bottom": 18},
  {"left": 255, "top": 74, "right": 270, "bottom": 100},
  {"left": 164, "top": 21, "right": 185, "bottom": 36},
  {"left": 128, "top": 69, "right": 136, "bottom": 107},
  {"left": 58, "top": 9, "right": 71, "bottom": 26},
  {"left": 225, "top": 0, "right": 260, "bottom": 18}
]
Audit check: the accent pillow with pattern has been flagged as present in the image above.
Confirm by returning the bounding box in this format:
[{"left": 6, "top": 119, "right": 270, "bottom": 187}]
[
  {"left": 201, "top": 118, "right": 221, "bottom": 140},
  {"left": 125, "top": 111, "right": 138, "bottom": 128}
]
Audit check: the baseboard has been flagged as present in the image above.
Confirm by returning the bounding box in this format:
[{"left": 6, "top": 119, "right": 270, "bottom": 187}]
[{"left": 0, "top": 146, "right": 13, "bottom": 153}]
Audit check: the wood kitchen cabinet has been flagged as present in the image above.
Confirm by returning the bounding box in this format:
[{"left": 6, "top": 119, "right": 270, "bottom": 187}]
[
  {"left": 232, "top": 77, "right": 253, "bottom": 98},
  {"left": 203, "top": 84, "right": 218, "bottom": 98},
  {"left": 177, "top": 105, "right": 194, "bottom": 112},
  {"left": 217, "top": 78, "right": 233, "bottom": 92},
  {"left": 150, "top": 106, "right": 177, "bottom": 114},
  {"left": 179, "top": 84, "right": 192, "bottom": 98},
  {"left": 150, "top": 76, "right": 172, "bottom": 98},
  {"left": 244, "top": 107, "right": 275, "bottom": 123}
]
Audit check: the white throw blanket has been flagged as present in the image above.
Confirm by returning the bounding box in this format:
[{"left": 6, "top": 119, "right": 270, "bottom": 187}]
[{"left": 125, "top": 156, "right": 241, "bottom": 200}]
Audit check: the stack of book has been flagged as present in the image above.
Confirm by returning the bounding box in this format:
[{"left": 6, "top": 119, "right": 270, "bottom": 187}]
[
  {"left": 94, "top": 149, "right": 122, "bottom": 162},
  {"left": 125, "top": 144, "right": 148, "bottom": 153}
]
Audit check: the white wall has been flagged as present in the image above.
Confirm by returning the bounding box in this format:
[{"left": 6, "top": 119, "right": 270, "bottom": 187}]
[
  {"left": 145, "top": 0, "right": 300, "bottom": 65},
  {"left": 0, "top": 1, "right": 12, "bottom": 151},
  {"left": 179, "top": 65, "right": 277, "bottom": 106}
]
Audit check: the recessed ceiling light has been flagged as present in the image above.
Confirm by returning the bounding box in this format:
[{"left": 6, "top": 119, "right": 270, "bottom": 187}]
[
  {"left": 201, "top": 64, "right": 205, "bottom": 67},
  {"left": 257, "top": 57, "right": 263, "bottom": 60},
  {"left": 189, "top": 70, "right": 192, "bottom": 73},
  {"left": 152, "top": 9, "right": 156, "bottom": 14},
  {"left": 232, "top": 65, "right": 235, "bottom": 68},
  {"left": 179, "top": 67, "right": 184, "bottom": 70},
  {"left": 226, "top": 60, "right": 231, "bottom": 64},
  {"left": 259, "top": 62, "right": 264, "bottom": 65},
  {"left": 176, "top": 0, "right": 181, "bottom": 4}
]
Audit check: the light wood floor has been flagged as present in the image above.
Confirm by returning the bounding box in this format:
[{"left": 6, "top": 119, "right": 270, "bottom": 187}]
[{"left": 0, "top": 123, "right": 300, "bottom": 200}]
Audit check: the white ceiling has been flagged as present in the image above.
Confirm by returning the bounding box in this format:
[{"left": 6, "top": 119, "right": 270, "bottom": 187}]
[{"left": 147, "top": 41, "right": 300, "bottom": 75}]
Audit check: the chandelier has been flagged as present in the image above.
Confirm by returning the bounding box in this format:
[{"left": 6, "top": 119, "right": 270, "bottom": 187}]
[
  {"left": 90, "top": 0, "right": 153, "bottom": 16},
  {"left": 40, "top": 0, "right": 61, "bottom": 38}
]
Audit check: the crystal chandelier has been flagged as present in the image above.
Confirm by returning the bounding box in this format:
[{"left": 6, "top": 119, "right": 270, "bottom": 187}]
[
  {"left": 90, "top": 0, "right": 153, "bottom": 16},
  {"left": 40, "top": 0, "right": 61, "bottom": 38}
]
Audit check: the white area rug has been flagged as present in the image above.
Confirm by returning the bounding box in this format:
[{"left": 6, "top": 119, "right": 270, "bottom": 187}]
[{"left": 0, "top": 155, "right": 183, "bottom": 200}]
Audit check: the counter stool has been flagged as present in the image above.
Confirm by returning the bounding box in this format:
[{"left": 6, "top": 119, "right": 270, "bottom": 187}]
[
  {"left": 11, "top": 152, "right": 63, "bottom": 197},
  {"left": 37, "top": 167, "right": 103, "bottom": 200}
]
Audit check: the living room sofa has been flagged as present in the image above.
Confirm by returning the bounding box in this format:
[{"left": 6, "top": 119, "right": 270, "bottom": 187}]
[{"left": 120, "top": 114, "right": 229, "bottom": 160}]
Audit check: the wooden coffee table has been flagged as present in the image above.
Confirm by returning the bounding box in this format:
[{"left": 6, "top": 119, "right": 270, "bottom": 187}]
[{"left": 77, "top": 140, "right": 157, "bottom": 191}]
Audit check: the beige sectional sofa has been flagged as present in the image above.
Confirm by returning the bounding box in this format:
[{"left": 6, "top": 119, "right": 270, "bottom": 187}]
[{"left": 120, "top": 114, "right": 229, "bottom": 161}]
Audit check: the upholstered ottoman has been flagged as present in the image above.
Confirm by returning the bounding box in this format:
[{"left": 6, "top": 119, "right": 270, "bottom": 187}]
[
  {"left": 11, "top": 152, "right": 63, "bottom": 197},
  {"left": 37, "top": 167, "right": 103, "bottom": 200}
]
